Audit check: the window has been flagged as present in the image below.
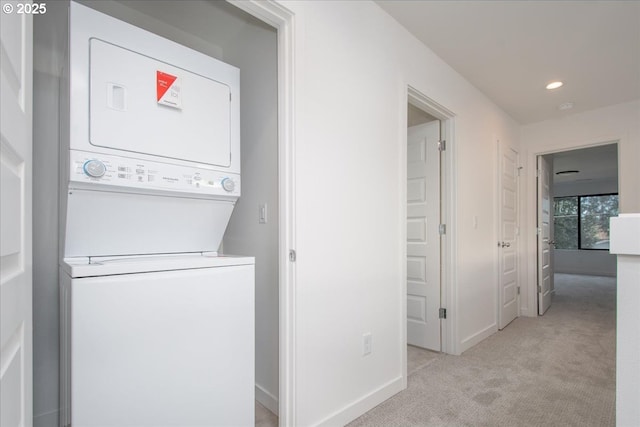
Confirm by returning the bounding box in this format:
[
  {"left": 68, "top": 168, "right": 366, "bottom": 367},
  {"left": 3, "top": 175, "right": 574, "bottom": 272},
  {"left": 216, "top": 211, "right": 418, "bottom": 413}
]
[
  {"left": 553, "top": 194, "right": 618, "bottom": 250},
  {"left": 554, "top": 197, "right": 578, "bottom": 249}
]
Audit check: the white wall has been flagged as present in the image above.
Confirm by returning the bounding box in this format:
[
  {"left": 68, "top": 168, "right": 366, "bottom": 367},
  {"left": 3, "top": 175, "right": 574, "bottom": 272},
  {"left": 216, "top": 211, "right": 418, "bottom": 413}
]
[
  {"left": 521, "top": 100, "right": 640, "bottom": 314},
  {"left": 522, "top": 100, "right": 640, "bottom": 213},
  {"left": 279, "top": 1, "right": 520, "bottom": 425}
]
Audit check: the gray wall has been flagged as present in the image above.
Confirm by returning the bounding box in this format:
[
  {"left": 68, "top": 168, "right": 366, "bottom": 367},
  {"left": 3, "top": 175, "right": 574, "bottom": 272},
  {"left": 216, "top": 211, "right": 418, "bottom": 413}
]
[
  {"left": 554, "top": 249, "right": 616, "bottom": 277},
  {"left": 553, "top": 176, "right": 618, "bottom": 277},
  {"left": 218, "top": 10, "right": 280, "bottom": 414},
  {"left": 32, "top": 2, "right": 278, "bottom": 424},
  {"left": 33, "top": 3, "right": 68, "bottom": 424}
]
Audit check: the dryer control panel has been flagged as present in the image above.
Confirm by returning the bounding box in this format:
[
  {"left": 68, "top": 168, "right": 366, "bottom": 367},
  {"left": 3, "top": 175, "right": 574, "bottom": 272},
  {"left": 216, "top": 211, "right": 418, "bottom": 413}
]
[{"left": 69, "top": 150, "right": 240, "bottom": 197}]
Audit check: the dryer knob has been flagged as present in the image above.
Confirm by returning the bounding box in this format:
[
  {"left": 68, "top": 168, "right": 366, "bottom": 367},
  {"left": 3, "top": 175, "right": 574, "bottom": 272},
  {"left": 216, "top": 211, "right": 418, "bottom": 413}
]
[
  {"left": 83, "top": 160, "right": 106, "bottom": 178},
  {"left": 221, "top": 178, "right": 235, "bottom": 192}
]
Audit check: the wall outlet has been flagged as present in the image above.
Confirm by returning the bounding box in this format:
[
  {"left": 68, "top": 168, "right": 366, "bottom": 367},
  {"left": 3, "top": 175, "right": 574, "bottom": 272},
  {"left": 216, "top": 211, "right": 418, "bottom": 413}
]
[{"left": 363, "top": 333, "right": 372, "bottom": 356}]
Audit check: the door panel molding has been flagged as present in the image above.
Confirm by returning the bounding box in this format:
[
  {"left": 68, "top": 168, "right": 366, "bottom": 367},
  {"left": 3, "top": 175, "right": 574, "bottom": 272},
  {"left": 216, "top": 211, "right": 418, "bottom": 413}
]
[
  {"left": 1, "top": 5, "right": 33, "bottom": 426},
  {"left": 497, "top": 143, "right": 519, "bottom": 329},
  {"left": 537, "top": 155, "right": 553, "bottom": 315}
]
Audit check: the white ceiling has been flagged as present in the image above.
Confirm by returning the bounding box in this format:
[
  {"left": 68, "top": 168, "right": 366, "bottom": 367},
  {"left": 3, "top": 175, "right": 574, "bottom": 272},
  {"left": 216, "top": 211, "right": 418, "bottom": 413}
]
[
  {"left": 550, "top": 143, "right": 618, "bottom": 185},
  {"left": 407, "top": 103, "right": 437, "bottom": 127},
  {"left": 376, "top": 1, "right": 640, "bottom": 124}
]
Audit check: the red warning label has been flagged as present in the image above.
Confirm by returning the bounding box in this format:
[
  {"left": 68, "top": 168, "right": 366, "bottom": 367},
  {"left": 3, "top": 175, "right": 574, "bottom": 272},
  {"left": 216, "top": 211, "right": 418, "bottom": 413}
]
[{"left": 156, "top": 71, "right": 182, "bottom": 109}]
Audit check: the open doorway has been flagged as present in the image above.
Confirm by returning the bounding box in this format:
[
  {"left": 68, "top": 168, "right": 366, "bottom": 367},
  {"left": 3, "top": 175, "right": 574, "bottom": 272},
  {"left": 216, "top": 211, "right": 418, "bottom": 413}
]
[
  {"left": 32, "top": 1, "right": 295, "bottom": 426},
  {"left": 404, "top": 88, "right": 457, "bottom": 378},
  {"left": 536, "top": 143, "right": 619, "bottom": 315},
  {"left": 406, "top": 103, "right": 442, "bottom": 372}
]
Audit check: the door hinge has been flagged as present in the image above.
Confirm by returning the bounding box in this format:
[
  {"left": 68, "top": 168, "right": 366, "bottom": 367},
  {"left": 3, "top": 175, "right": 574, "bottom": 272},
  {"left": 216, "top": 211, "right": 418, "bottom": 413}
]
[
  {"left": 438, "top": 140, "right": 446, "bottom": 152},
  {"left": 439, "top": 308, "right": 447, "bottom": 319},
  {"left": 230, "top": 92, "right": 232, "bottom": 102},
  {"left": 289, "top": 249, "right": 296, "bottom": 262},
  {"left": 517, "top": 286, "right": 521, "bottom": 295},
  {"left": 537, "top": 285, "right": 542, "bottom": 293},
  {"left": 439, "top": 224, "right": 446, "bottom": 235},
  {"left": 517, "top": 166, "right": 523, "bottom": 176}
]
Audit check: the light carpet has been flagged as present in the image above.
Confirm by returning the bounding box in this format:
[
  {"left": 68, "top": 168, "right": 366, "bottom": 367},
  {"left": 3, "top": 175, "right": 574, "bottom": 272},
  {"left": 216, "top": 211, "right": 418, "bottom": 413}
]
[{"left": 347, "top": 274, "right": 616, "bottom": 426}]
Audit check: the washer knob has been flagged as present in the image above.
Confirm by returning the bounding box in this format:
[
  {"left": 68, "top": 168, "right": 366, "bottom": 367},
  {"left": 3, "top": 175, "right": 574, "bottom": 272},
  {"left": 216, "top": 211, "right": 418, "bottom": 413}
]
[
  {"left": 221, "top": 178, "right": 235, "bottom": 192},
  {"left": 83, "top": 160, "right": 106, "bottom": 178}
]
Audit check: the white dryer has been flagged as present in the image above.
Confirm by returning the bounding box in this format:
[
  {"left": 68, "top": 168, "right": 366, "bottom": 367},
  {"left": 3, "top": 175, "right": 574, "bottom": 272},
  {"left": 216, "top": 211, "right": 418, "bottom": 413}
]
[{"left": 59, "top": 3, "right": 254, "bottom": 426}]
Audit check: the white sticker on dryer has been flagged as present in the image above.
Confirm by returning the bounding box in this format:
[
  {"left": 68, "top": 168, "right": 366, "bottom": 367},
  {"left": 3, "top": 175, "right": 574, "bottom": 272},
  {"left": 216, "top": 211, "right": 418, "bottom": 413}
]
[{"left": 156, "top": 71, "right": 182, "bottom": 110}]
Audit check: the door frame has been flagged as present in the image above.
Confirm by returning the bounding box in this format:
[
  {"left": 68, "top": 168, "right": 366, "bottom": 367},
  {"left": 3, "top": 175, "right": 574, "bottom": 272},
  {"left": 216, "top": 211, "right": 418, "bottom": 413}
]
[
  {"left": 522, "top": 138, "right": 621, "bottom": 317},
  {"left": 402, "top": 86, "right": 458, "bottom": 388},
  {"left": 226, "top": 1, "right": 296, "bottom": 425}
]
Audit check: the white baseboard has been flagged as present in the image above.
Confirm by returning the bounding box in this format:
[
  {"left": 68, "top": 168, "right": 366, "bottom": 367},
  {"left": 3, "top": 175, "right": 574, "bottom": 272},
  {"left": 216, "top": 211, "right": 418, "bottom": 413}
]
[
  {"left": 315, "top": 376, "right": 404, "bottom": 427},
  {"left": 520, "top": 306, "right": 533, "bottom": 317},
  {"left": 256, "top": 383, "right": 279, "bottom": 416},
  {"left": 556, "top": 268, "right": 616, "bottom": 277},
  {"left": 460, "top": 323, "right": 497, "bottom": 353},
  {"left": 34, "top": 409, "right": 59, "bottom": 427}
]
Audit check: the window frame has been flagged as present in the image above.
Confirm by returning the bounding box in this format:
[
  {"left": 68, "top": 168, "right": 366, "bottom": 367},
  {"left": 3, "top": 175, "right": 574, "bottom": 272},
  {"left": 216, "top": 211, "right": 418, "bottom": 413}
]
[{"left": 553, "top": 192, "right": 618, "bottom": 251}]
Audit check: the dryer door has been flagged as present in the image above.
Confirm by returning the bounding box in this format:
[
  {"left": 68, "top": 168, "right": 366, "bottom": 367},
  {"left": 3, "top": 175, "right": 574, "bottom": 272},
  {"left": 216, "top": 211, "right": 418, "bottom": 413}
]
[{"left": 88, "top": 38, "right": 231, "bottom": 167}]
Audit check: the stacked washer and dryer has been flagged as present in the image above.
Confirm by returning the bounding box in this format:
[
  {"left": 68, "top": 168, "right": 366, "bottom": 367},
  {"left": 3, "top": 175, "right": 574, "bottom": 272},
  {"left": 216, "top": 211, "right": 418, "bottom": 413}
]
[{"left": 59, "top": 3, "right": 254, "bottom": 426}]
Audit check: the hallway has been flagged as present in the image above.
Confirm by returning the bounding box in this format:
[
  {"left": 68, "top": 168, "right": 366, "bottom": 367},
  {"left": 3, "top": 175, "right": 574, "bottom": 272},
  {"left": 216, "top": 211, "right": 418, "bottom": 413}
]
[{"left": 349, "top": 274, "right": 616, "bottom": 426}]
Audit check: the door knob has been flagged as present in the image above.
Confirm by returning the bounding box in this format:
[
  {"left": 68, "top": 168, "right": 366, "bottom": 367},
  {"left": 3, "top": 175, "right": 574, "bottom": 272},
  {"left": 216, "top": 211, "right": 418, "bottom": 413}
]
[{"left": 499, "top": 241, "right": 511, "bottom": 248}]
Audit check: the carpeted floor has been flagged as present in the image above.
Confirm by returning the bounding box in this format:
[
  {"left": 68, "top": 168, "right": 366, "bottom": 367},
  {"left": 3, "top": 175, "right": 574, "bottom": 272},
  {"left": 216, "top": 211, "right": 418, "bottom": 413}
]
[{"left": 347, "top": 273, "right": 616, "bottom": 426}]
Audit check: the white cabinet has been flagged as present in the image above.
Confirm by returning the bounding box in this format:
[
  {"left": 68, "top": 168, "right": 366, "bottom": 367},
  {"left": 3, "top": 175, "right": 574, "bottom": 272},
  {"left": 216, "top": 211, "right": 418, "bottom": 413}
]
[
  {"left": 61, "top": 258, "right": 255, "bottom": 427},
  {"left": 610, "top": 214, "right": 640, "bottom": 426}
]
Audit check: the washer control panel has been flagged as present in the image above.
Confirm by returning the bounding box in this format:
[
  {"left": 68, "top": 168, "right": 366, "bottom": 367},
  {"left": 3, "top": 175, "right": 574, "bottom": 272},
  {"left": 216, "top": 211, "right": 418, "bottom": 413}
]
[
  {"left": 83, "top": 159, "right": 107, "bottom": 178},
  {"left": 70, "top": 150, "right": 240, "bottom": 196}
]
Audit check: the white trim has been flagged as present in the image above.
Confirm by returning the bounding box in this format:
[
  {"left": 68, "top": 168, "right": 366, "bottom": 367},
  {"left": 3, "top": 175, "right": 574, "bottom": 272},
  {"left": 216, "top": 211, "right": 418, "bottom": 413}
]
[
  {"left": 522, "top": 138, "right": 621, "bottom": 316},
  {"left": 256, "top": 383, "right": 279, "bottom": 416},
  {"left": 405, "top": 86, "right": 459, "bottom": 363},
  {"left": 460, "top": 322, "right": 497, "bottom": 353},
  {"left": 494, "top": 138, "right": 500, "bottom": 330},
  {"left": 399, "top": 86, "right": 408, "bottom": 389},
  {"left": 445, "top": 117, "right": 459, "bottom": 355},
  {"left": 227, "top": 1, "right": 296, "bottom": 425},
  {"left": 314, "top": 376, "right": 404, "bottom": 427}
]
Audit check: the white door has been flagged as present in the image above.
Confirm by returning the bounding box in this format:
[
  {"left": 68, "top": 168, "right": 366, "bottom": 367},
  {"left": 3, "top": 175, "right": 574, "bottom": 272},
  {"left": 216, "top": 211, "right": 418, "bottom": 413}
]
[
  {"left": 498, "top": 145, "right": 518, "bottom": 329},
  {"left": 1, "top": 3, "right": 33, "bottom": 427},
  {"left": 537, "top": 156, "right": 553, "bottom": 315},
  {"left": 407, "top": 120, "right": 441, "bottom": 351}
]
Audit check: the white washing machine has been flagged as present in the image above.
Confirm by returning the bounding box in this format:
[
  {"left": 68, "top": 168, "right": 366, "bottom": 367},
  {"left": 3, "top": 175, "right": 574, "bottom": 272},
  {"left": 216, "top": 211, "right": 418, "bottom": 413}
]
[
  {"left": 60, "top": 254, "right": 254, "bottom": 426},
  {"left": 59, "top": 3, "right": 254, "bottom": 426}
]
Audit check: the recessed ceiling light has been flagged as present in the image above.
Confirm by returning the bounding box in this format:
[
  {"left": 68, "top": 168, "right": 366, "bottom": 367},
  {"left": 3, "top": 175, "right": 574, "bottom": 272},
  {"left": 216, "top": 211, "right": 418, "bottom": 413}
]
[
  {"left": 546, "top": 81, "right": 564, "bottom": 90},
  {"left": 559, "top": 102, "right": 574, "bottom": 110},
  {"left": 556, "top": 170, "right": 579, "bottom": 175}
]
